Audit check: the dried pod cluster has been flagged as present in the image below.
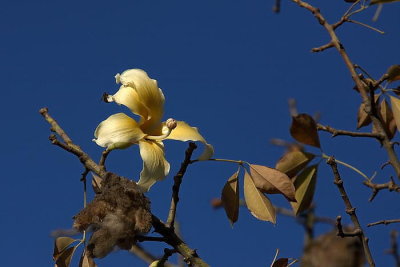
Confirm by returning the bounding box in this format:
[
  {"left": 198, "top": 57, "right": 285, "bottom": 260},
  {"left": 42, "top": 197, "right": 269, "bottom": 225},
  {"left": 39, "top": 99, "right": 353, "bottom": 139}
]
[{"left": 73, "top": 173, "right": 152, "bottom": 258}]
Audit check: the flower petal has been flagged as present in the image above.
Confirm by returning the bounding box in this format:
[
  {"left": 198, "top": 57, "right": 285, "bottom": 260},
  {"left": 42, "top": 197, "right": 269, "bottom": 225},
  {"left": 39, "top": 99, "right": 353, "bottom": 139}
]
[
  {"left": 112, "top": 69, "right": 165, "bottom": 134},
  {"left": 93, "top": 113, "right": 146, "bottom": 150},
  {"left": 111, "top": 86, "right": 150, "bottom": 121},
  {"left": 137, "top": 140, "right": 170, "bottom": 192},
  {"left": 165, "top": 121, "right": 214, "bottom": 160}
]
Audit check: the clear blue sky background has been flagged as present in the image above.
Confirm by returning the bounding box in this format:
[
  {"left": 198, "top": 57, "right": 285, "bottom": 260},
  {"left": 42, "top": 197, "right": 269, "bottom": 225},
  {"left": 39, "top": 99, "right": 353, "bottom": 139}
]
[{"left": 2, "top": 0, "right": 400, "bottom": 266}]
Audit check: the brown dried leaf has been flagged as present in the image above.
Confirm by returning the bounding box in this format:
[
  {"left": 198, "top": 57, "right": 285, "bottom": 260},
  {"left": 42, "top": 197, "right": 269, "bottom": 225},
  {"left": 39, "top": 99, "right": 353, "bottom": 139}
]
[
  {"left": 92, "top": 174, "right": 102, "bottom": 194},
  {"left": 275, "top": 150, "right": 315, "bottom": 178},
  {"left": 244, "top": 171, "right": 276, "bottom": 223},
  {"left": 55, "top": 246, "right": 77, "bottom": 267},
  {"left": 387, "top": 65, "right": 400, "bottom": 82},
  {"left": 290, "top": 114, "right": 321, "bottom": 148},
  {"left": 356, "top": 94, "right": 380, "bottom": 129},
  {"left": 249, "top": 164, "right": 296, "bottom": 202},
  {"left": 53, "top": 237, "right": 77, "bottom": 261},
  {"left": 391, "top": 96, "right": 400, "bottom": 133},
  {"left": 291, "top": 165, "right": 318, "bottom": 215},
  {"left": 379, "top": 99, "right": 396, "bottom": 139},
  {"left": 79, "top": 250, "right": 98, "bottom": 267},
  {"left": 272, "top": 258, "right": 289, "bottom": 267},
  {"left": 221, "top": 170, "right": 240, "bottom": 225}
]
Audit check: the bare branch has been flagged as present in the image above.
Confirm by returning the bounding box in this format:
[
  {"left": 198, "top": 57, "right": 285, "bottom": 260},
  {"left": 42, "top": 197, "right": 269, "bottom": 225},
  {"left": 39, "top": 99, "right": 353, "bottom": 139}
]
[
  {"left": 311, "top": 42, "right": 334, "bottom": 53},
  {"left": 317, "top": 124, "right": 383, "bottom": 140},
  {"left": 291, "top": 0, "right": 400, "bottom": 180},
  {"left": 368, "top": 219, "right": 400, "bottom": 227},
  {"left": 363, "top": 178, "right": 400, "bottom": 202},
  {"left": 166, "top": 142, "right": 197, "bottom": 229},
  {"left": 336, "top": 216, "right": 362, "bottom": 238},
  {"left": 327, "top": 157, "right": 375, "bottom": 267}
]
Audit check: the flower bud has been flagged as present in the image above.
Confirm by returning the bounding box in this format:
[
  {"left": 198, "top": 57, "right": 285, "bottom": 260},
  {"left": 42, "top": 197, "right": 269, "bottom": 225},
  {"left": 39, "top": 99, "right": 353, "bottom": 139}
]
[{"left": 166, "top": 118, "right": 177, "bottom": 130}]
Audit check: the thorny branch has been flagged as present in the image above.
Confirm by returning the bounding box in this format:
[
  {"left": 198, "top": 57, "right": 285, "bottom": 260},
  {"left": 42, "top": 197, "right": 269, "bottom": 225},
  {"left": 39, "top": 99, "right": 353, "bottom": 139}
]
[
  {"left": 291, "top": 0, "right": 400, "bottom": 180},
  {"left": 327, "top": 157, "right": 375, "bottom": 267},
  {"left": 40, "top": 107, "right": 209, "bottom": 267},
  {"left": 167, "top": 142, "right": 198, "bottom": 229}
]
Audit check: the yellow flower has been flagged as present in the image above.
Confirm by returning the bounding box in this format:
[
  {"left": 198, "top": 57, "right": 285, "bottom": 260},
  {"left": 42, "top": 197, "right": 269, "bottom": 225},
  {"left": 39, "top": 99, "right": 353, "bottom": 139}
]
[{"left": 93, "top": 69, "right": 214, "bottom": 191}]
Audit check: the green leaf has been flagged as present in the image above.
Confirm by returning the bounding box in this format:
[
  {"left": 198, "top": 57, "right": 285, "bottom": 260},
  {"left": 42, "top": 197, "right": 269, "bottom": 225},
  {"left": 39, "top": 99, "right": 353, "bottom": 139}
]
[
  {"left": 221, "top": 170, "right": 240, "bottom": 225},
  {"left": 275, "top": 150, "right": 315, "bottom": 178},
  {"left": 291, "top": 165, "right": 318, "bottom": 215},
  {"left": 244, "top": 171, "right": 276, "bottom": 223}
]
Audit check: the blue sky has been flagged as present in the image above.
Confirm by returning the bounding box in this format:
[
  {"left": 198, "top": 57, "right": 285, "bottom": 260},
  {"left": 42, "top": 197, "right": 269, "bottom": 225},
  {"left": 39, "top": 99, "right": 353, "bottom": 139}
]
[{"left": 2, "top": 0, "right": 400, "bottom": 266}]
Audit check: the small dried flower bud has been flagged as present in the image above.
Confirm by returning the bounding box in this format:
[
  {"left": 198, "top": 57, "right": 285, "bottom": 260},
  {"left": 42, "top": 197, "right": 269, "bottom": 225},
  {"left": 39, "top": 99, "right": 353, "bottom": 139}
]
[{"left": 166, "top": 118, "right": 177, "bottom": 130}]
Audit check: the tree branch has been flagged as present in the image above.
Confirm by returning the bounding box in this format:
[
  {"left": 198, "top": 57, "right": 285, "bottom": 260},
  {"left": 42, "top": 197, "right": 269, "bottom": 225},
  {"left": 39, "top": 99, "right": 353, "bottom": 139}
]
[
  {"left": 291, "top": 0, "right": 400, "bottom": 180},
  {"left": 363, "top": 178, "right": 400, "bottom": 202},
  {"left": 317, "top": 124, "right": 383, "bottom": 140},
  {"left": 368, "top": 219, "right": 400, "bottom": 227},
  {"left": 327, "top": 157, "right": 375, "bottom": 267},
  {"left": 166, "top": 142, "right": 197, "bottom": 229},
  {"left": 40, "top": 107, "right": 210, "bottom": 267}
]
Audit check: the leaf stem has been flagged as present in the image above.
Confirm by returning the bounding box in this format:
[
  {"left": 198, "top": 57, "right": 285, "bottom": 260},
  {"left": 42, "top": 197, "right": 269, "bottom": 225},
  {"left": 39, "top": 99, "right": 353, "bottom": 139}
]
[
  {"left": 321, "top": 153, "right": 369, "bottom": 180},
  {"left": 191, "top": 158, "right": 245, "bottom": 165}
]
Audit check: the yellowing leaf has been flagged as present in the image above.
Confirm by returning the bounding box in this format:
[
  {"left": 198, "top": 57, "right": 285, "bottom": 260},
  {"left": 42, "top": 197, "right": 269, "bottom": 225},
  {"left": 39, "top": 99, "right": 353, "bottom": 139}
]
[
  {"left": 390, "top": 96, "right": 400, "bottom": 133},
  {"left": 371, "top": 0, "right": 400, "bottom": 5},
  {"left": 387, "top": 65, "right": 400, "bottom": 82},
  {"left": 272, "top": 258, "right": 289, "bottom": 267},
  {"left": 53, "top": 237, "right": 77, "bottom": 261},
  {"left": 55, "top": 246, "right": 77, "bottom": 267},
  {"left": 249, "top": 164, "right": 296, "bottom": 202},
  {"left": 291, "top": 165, "right": 318, "bottom": 215},
  {"left": 379, "top": 99, "right": 396, "bottom": 139},
  {"left": 79, "top": 250, "right": 97, "bottom": 267},
  {"left": 357, "top": 94, "right": 380, "bottom": 129},
  {"left": 275, "top": 150, "right": 315, "bottom": 178},
  {"left": 290, "top": 114, "right": 321, "bottom": 148},
  {"left": 244, "top": 171, "right": 276, "bottom": 223},
  {"left": 221, "top": 170, "right": 240, "bottom": 225}
]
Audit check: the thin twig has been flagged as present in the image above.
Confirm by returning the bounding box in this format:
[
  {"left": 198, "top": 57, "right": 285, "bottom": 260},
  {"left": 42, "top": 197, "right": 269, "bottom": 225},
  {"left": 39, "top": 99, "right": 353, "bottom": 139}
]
[
  {"left": 388, "top": 230, "right": 400, "bottom": 267},
  {"left": 166, "top": 142, "right": 197, "bottom": 229},
  {"left": 363, "top": 178, "right": 400, "bottom": 202},
  {"left": 311, "top": 42, "right": 334, "bottom": 53},
  {"left": 327, "top": 157, "right": 375, "bottom": 266},
  {"left": 348, "top": 19, "right": 385, "bottom": 34},
  {"left": 368, "top": 219, "right": 400, "bottom": 227},
  {"left": 291, "top": 0, "right": 400, "bottom": 180},
  {"left": 317, "top": 124, "right": 383, "bottom": 140},
  {"left": 99, "top": 149, "right": 110, "bottom": 171}
]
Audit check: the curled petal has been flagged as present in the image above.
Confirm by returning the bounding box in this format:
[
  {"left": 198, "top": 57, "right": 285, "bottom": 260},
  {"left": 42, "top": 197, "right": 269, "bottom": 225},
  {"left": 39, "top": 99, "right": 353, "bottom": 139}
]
[
  {"left": 137, "top": 140, "right": 170, "bottom": 192},
  {"left": 110, "top": 86, "right": 150, "bottom": 121},
  {"left": 165, "top": 121, "right": 214, "bottom": 160},
  {"left": 114, "top": 69, "right": 165, "bottom": 134},
  {"left": 93, "top": 113, "right": 146, "bottom": 150}
]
